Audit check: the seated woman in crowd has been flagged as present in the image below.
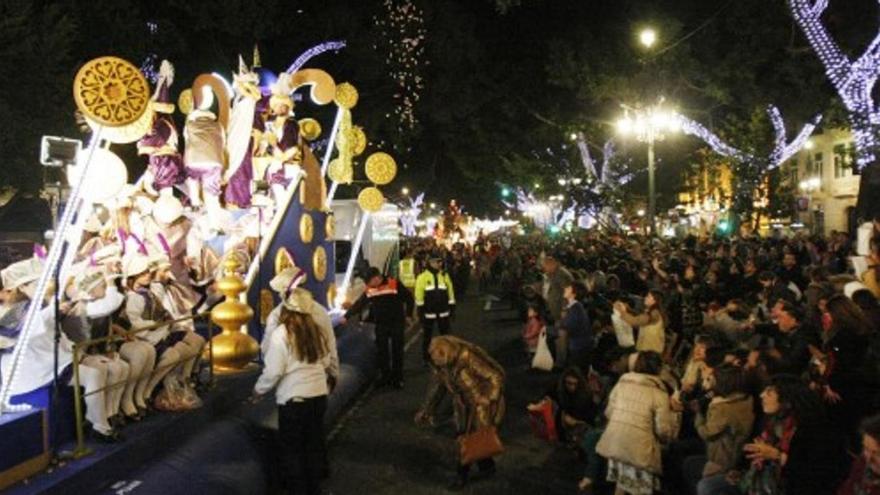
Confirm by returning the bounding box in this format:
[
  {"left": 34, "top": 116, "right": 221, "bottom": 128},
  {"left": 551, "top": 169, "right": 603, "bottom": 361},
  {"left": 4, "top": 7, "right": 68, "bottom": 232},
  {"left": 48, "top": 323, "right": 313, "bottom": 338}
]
[
  {"left": 686, "top": 364, "right": 755, "bottom": 495},
  {"left": 837, "top": 413, "right": 880, "bottom": 495},
  {"left": 528, "top": 366, "right": 600, "bottom": 447},
  {"left": 734, "top": 374, "right": 849, "bottom": 495},
  {"left": 596, "top": 351, "right": 681, "bottom": 495}
]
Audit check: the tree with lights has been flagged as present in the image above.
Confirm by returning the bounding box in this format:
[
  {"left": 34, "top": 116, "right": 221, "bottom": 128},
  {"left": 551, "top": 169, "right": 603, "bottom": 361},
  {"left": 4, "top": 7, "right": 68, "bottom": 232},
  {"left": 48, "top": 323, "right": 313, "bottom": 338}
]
[
  {"left": 673, "top": 106, "right": 820, "bottom": 230},
  {"left": 789, "top": 0, "right": 880, "bottom": 220}
]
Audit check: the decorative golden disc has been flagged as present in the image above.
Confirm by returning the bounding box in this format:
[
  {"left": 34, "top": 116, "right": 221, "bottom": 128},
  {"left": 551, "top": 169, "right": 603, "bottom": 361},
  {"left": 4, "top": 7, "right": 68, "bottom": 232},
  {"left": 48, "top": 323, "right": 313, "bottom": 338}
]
[
  {"left": 350, "top": 126, "right": 367, "bottom": 156},
  {"left": 325, "top": 214, "right": 336, "bottom": 238},
  {"left": 334, "top": 82, "right": 359, "bottom": 109},
  {"left": 274, "top": 247, "right": 296, "bottom": 275},
  {"left": 298, "top": 118, "right": 322, "bottom": 141},
  {"left": 327, "top": 283, "right": 337, "bottom": 307},
  {"left": 178, "top": 89, "right": 194, "bottom": 115},
  {"left": 358, "top": 187, "right": 385, "bottom": 212},
  {"left": 365, "top": 152, "right": 397, "bottom": 185},
  {"left": 299, "top": 213, "right": 314, "bottom": 244},
  {"left": 85, "top": 104, "right": 155, "bottom": 144},
  {"left": 73, "top": 56, "right": 150, "bottom": 127},
  {"left": 327, "top": 158, "right": 353, "bottom": 184},
  {"left": 313, "top": 246, "right": 328, "bottom": 282}
]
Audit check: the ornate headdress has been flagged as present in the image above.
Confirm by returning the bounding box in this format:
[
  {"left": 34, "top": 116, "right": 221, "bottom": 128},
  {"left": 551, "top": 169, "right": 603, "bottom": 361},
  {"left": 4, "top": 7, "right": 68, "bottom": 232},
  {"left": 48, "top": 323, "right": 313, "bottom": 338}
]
[
  {"left": 151, "top": 60, "right": 176, "bottom": 114},
  {"left": 269, "top": 72, "right": 294, "bottom": 112}
]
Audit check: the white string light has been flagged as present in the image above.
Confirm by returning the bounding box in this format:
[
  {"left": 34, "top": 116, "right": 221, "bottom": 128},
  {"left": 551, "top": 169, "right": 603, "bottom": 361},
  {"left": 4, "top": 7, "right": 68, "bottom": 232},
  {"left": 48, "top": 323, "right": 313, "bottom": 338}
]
[
  {"left": 789, "top": 0, "right": 880, "bottom": 167},
  {"left": 0, "top": 129, "right": 103, "bottom": 413}
]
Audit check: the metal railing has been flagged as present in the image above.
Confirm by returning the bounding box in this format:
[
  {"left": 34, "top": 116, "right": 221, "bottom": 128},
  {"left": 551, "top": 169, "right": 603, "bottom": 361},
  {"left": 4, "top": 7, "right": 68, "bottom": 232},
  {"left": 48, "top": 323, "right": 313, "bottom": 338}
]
[{"left": 69, "top": 312, "right": 212, "bottom": 458}]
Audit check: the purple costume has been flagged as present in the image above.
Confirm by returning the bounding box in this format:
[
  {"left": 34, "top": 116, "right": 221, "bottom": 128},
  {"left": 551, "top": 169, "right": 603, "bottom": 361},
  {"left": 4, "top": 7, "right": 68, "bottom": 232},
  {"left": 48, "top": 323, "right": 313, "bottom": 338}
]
[
  {"left": 265, "top": 116, "right": 301, "bottom": 188},
  {"left": 224, "top": 97, "right": 268, "bottom": 207},
  {"left": 137, "top": 115, "right": 185, "bottom": 190}
]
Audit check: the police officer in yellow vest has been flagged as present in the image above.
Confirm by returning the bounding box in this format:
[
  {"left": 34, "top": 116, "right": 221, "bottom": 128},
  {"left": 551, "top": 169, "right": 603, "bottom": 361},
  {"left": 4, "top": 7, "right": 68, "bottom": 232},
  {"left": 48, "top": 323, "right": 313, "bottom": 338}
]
[
  {"left": 399, "top": 252, "right": 416, "bottom": 292},
  {"left": 415, "top": 253, "right": 456, "bottom": 364}
]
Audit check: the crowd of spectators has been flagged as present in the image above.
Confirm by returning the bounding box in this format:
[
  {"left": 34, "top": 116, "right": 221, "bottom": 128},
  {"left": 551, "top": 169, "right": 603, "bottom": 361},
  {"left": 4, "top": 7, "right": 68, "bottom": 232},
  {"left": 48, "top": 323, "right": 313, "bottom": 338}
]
[{"left": 495, "top": 227, "right": 880, "bottom": 495}]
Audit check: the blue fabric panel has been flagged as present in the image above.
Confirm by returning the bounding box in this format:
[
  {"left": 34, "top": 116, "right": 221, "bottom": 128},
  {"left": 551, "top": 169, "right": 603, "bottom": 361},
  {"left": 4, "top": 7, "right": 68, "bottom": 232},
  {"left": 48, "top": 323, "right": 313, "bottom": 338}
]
[{"left": 0, "top": 409, "right": 44, "bottom": 471}]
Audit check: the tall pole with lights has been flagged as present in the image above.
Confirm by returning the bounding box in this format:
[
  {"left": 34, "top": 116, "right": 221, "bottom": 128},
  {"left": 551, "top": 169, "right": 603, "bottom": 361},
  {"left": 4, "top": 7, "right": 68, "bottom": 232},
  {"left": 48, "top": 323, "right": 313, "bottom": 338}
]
[{"left": 617, "top": 99, "right": 678, "bottom": 235}]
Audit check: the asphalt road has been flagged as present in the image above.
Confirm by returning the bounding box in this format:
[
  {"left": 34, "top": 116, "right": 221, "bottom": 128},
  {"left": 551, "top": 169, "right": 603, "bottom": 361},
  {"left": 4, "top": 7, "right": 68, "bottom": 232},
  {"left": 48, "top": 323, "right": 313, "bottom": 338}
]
[{"left": 325, "top": 291, "right": 583, "bottom": 494}]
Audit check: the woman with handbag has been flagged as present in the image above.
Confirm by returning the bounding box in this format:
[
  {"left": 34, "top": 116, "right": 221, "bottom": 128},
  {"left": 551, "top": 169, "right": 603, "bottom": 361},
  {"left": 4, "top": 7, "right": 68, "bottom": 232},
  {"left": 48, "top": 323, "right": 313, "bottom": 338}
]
[{"left": 414, "top": 335, "right": 506, "bottom": 491}]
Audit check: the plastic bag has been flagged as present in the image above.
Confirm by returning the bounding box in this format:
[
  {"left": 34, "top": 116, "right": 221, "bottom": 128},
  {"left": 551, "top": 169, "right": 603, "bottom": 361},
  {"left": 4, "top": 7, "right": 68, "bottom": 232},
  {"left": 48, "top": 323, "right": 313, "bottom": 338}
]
[{"left": 532, "top": 330, "right": 554, "bottom": 371}]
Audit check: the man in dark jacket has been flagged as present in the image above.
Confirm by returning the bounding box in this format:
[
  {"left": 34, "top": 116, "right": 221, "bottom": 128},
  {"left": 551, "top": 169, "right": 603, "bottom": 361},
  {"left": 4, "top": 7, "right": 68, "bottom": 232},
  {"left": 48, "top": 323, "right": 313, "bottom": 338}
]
[
  {"left": 756, "top": 301, "right": 819, "bottom": 375},
  {"left": 345, "top": 267, "right": 414, "bottom": 388}
]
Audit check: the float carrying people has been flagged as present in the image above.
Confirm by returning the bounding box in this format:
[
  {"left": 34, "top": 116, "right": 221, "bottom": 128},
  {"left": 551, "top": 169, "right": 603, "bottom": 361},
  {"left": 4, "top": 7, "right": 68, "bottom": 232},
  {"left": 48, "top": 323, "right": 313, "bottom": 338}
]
[
  {"left": 415, "top": 252, "right": 456, "bottom": 365},
  {"left": 344, "top": 267, "right": 414, "bottom": 389}
]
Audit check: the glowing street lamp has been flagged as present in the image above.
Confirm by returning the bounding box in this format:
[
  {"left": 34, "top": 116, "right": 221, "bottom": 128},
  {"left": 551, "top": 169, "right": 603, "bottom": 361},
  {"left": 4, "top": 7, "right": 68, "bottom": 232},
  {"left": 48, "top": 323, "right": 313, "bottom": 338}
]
[
  {"left": 617, "top": 98, "right": 679, "bottom": 235},
  {"left": 639, "top": 28, "right": 657, "bottom": 48},
  {"left": 401, "top": 186, "right": 410, "bottom": 196}
]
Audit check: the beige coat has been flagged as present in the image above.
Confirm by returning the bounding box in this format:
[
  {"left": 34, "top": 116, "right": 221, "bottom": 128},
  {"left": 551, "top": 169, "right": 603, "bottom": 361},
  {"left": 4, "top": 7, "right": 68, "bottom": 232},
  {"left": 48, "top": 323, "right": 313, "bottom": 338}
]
[
  {"left": 620, "top": 309, "right": 665, "bottom": 354},
  {"left": 695, "top": 393, "right": 754, "bottom": 476},
  {"left": 595, "top": 372, "right": 680, "bottom": 474}
]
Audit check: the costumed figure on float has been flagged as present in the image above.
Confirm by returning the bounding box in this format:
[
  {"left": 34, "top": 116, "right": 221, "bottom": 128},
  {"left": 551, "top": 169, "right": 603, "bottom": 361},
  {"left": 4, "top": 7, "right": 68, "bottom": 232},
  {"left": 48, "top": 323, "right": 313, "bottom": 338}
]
[
  {"left": 137, "top": 60, "right": 185, "bottom": 196},
  {"left": 224, "top": 56, "right": 265, "bottom": 209},
  {"left": 264, "top": 73, "right": 303, "bottom": 203}
]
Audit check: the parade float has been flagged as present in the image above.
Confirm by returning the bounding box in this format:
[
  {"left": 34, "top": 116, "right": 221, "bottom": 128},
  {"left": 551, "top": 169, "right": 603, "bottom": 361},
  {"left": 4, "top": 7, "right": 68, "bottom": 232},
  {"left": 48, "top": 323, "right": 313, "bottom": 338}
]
[{"left": 0, "top": 45, "right": 398, "bottom": 492}]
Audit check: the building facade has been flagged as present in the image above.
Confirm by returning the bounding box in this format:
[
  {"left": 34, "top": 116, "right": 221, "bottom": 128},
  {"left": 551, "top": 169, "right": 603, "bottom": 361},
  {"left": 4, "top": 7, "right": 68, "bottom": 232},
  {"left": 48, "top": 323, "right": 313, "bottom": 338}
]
[{"left": 786, "top": 128, "right": 859, "bottom": 236}]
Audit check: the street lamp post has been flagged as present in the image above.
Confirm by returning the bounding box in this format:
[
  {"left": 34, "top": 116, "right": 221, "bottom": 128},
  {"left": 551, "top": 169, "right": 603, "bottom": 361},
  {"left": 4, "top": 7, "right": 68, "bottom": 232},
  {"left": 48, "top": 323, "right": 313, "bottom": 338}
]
[{"left": 617, "top": 99, "right": 678, "bottom": 235}]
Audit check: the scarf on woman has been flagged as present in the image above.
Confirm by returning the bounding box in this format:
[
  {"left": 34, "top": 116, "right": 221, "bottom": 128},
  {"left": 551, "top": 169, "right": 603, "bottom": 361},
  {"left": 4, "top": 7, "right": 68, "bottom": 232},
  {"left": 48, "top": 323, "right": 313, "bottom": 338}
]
[{"left": 740, "top": 414, "right": 797, "bottom": 495}]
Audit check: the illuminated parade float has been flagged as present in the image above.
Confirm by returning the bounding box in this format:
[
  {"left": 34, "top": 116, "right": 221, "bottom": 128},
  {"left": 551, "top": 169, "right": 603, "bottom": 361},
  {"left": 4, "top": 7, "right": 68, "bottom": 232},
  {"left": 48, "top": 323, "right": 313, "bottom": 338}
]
[{"left": 0, "top": 45, "right": 399, "bottom": 492}]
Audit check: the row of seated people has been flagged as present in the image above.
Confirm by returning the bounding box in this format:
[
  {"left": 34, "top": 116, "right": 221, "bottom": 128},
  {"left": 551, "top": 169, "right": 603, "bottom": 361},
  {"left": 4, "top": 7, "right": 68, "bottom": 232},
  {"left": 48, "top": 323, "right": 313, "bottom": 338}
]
[{"left": 0, "top": 181, "right": 269, "bottom": 441}]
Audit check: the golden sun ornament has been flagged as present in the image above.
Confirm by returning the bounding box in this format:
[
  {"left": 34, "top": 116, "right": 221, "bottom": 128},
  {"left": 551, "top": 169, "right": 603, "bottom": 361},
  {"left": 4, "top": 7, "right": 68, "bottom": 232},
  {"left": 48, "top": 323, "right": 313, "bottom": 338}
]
[
  {"left": 358, "top": 187, "right": 385, "bottom": 212},
  {"left": 178, "top": 89, "right": 194, "bottom": 115},
  {"left": 299, "top": 214, "right": 314, "bottom": 244},
  {"left": 365, "top": 152, "right": 397, "bottom": 185},
  {"left": 350, "top": 126, "right": 367, "bottom": 156},
  {"left": 298, "top": 118, "right": 322, "bottom": 141},
  {"left": 334, "top": 82, "right": 359, "bottom": 109},
  {"left": 313, "top": 246, "right": 328, "bottom": 282},
  {"left": 73, "top": 56, "right": 150, "bottom": 127},
  {"left": 325, "top": 214, "right": 336, "bottom": 238},
  {"left": 327, "top": 158, "right": 353, "bottom": 184}
]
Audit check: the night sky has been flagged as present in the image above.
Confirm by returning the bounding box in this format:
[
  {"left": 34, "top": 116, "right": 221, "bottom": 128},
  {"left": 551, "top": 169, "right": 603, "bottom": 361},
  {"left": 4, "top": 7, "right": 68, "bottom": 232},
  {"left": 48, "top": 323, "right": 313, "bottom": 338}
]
[{"left": 0, "top": 0, "right": 876, "bottom": 215}]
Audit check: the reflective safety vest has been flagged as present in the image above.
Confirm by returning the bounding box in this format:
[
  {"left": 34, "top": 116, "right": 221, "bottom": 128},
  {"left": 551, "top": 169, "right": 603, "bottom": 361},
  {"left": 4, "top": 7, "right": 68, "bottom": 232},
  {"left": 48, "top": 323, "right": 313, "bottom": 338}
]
[
  {"left": 415, "top": 269, "right": 455, "bottom": 319},
  {"left": 399, "top": 258, "right": 416, "bottom": 288},
  {"left": 366, "top": 277, "right": 400, "bottom": 298}
]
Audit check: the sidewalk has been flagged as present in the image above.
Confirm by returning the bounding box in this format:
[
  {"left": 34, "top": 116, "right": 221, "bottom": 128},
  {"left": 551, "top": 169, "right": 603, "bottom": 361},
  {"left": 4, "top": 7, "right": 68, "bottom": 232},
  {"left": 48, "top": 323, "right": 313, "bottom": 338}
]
[{"left": 325, "top": 291, "right": 582, "bottom": 494}]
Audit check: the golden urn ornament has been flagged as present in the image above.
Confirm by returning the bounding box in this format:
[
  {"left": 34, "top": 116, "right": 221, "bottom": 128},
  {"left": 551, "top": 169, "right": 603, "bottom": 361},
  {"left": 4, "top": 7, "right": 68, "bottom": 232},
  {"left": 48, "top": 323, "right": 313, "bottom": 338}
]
[{"left": 210, "top": 258, "right": 259, "bottom": 371}]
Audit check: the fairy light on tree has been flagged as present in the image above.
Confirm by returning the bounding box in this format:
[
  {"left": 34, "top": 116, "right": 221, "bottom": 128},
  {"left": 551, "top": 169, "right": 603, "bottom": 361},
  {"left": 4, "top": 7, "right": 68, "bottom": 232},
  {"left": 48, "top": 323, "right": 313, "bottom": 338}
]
[
  {"left": 374, "top": 0, "right": 426, "bottom": 133},
  {"left": 789, "top": 0, "right": 880, "bottom": 171},
  {"left": 673, "top": 105, "right": 821, "bottom": 170},
  {"left": 672, "top": 106, "right": 820, "bottom": 229}
]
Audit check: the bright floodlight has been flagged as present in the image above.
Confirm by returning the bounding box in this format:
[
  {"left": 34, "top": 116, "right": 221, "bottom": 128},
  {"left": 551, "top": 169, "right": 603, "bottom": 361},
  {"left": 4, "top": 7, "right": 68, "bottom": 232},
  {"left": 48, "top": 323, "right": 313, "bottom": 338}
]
[
  {"left": 640, "top": 28, "right": 657, "bottom": 48},
  {"left": 617, "top": 117, "right": 633, "bottom": 135},
  {"left": 569, "top": 132, "right": 578, "bottom": 141},
  {"left": 557, "top": 178, "right": 567, "bottom": 186},
  {"left": 651, "top": 111, "right": 670, "bottom": 129}
]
